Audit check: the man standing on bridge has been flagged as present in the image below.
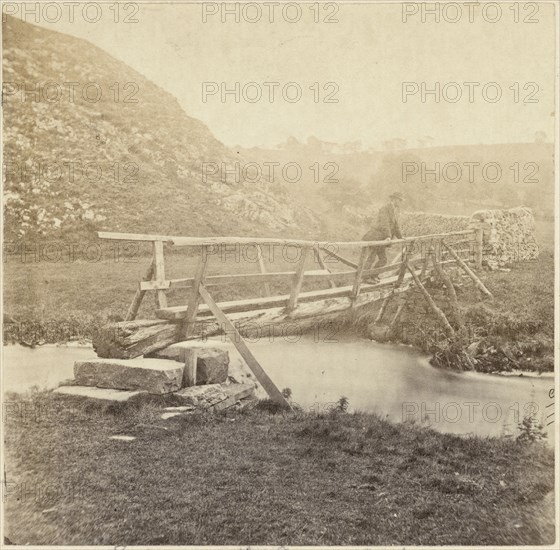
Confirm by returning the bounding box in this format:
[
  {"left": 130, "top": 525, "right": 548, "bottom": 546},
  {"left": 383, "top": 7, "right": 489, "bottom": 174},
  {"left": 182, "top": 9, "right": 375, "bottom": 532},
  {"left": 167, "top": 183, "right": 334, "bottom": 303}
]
[{"left": 362, "top": 191, "right": 405, "bottom": 283}]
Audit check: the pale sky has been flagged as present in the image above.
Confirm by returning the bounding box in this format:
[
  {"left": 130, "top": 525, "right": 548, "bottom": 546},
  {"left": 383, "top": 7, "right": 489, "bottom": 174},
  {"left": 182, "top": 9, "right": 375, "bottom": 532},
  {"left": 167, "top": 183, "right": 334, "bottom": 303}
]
[{"left": 9, "top": 1, "right": 557, "bottom": 148}]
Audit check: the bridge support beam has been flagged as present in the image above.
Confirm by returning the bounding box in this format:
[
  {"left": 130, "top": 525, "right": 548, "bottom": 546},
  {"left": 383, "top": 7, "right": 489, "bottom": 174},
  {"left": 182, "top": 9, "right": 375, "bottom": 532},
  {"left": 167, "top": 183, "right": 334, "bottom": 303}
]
[
  {"left": 443, "top": 242, "right": 493, "bottom": 299},
  {"left": 406, "top": 260, "right": 455, "bottom": 338},
  {"left": 198, "top": 284, "right": 292, "bottom": 409}
]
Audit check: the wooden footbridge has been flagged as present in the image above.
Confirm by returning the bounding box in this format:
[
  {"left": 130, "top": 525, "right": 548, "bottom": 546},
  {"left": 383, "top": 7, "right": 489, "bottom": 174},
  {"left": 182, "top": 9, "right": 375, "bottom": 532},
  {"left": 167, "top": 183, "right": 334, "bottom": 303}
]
[{"left": 95, "top": 229, "right": 492, "bottom": 407}]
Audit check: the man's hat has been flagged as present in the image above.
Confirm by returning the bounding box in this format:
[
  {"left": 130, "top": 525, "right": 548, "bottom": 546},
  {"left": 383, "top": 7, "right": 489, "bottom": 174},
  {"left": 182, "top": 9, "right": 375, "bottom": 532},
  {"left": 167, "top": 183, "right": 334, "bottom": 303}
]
[{"left": 389, "top": 191, "right": 405, "bottom": 201}]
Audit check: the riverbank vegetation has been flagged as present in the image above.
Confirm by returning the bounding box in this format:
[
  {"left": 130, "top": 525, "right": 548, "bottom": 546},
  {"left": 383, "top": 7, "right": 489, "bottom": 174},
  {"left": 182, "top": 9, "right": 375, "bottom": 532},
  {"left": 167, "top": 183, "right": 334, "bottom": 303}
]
[
  {"left": 346, "top": 220, "right": 555, "bottom": 373},
  {"left": 346, "top": 250, "right": 554, "bottom": 373},
  {"left": 3, "top": 390, "right": 555, "bottom": 546}
]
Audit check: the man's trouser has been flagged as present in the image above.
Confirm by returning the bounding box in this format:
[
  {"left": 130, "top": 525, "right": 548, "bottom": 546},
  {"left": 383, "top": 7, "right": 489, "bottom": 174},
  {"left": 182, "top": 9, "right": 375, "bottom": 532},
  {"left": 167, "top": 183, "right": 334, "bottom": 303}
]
[
  {"left": 364, "top": 245, "right": 387, "bottom": 271},
  {"left": 362, "top": 230, "right": 389, "bottom": 271}
]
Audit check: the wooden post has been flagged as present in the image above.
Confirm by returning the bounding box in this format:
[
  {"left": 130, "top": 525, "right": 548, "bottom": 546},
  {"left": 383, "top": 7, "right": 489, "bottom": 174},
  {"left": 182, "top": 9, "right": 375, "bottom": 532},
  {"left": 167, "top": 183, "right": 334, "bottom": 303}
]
[
  {"left": 443, "top": 242, "right": 493, "bottom": 299},
  {"left": 406, "top": 260, "right": 455, "bottom": 338},
  {"left": 419, "top": 251, "right": 430, "bottom": 280},
  {"left": 125, "top": 260, "right": 155, "bottom": 321},
  {"left": 198, "top": 285, "right": 292, "bottom": 409},
  {"left": 351, "top": 247, "right": 369, "bottom": 300},
  {"left": 314, "top": 247, "right": 336, "bottom": 288},
  {"left": 435, "top": 238, "right": 442, "bottom": 263},
  {"left": 286, "top": 246, "right": 309, "bottom": 313},
  {"left": 257, "top": 245, "right": 271, "bottom": 297},
  {"left": 394, "top": 252, "right": 408, "bottom": 288},
  {"left": 372, "top": 251, "right": 408, "bottom": 329},
  {"left": 153, "top": 240, "right": 168, "bottom": 309},
  {"left": 182, "top": 246, "right": 210, "bottom": 338},
  {"left": 374, "top": 294, "right": 393, "bottom": 325},
  {"left": 431, "top": 255, "right": 463, "bottom": 329},
  {"left": 387, "top": 297, "right": 409, "bottom": 335},
  {"left": 474, "top": 228, "right": 484, "bottom": 269},
  {"left": 182, "top": 348, "right": 197, "bottom": 387}
]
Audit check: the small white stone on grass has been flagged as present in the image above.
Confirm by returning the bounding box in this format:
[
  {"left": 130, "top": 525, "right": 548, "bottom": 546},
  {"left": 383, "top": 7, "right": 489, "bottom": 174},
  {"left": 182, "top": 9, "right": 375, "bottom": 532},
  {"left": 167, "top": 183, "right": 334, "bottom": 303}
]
[
  {"left": 161, "top": 412, "right": 184, "bottom": 420},
  {"left": 109, "top": 435, "right": 136, "bottom": 441}
]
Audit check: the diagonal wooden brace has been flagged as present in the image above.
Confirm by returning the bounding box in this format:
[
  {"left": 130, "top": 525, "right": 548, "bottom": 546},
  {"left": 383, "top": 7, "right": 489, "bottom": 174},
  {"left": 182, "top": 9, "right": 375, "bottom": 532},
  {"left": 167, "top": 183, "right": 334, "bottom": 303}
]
[{"left": 198, "top": 284, "right": 292, "bottom": 409}]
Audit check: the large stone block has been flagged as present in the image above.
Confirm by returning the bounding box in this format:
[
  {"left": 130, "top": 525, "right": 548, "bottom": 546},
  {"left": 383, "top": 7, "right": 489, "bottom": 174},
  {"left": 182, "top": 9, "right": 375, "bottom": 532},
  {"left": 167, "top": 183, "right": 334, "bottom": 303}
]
[
  {"left": 196, "top": 349, "right": 229, "bottom": 385},
  {"left": 150, "top": 342, "right": 229, "bottom": 386},
  {"left": 74, "top": 358, "right": 184, "bottom": 394}
]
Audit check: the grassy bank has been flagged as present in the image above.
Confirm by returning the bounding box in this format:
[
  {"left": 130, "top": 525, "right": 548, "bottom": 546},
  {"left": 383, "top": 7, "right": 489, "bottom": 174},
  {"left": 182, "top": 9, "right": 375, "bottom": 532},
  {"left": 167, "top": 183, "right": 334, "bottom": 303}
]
[{"left": 3, "top": 391, "right": 555, "bottom": 546}]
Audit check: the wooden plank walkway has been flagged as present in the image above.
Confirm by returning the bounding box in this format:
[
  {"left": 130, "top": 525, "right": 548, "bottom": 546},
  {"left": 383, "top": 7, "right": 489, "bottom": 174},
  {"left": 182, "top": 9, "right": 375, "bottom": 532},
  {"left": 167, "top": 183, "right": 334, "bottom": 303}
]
[{"left": 155, "top": 272, "right": 413, "bottom": 320}]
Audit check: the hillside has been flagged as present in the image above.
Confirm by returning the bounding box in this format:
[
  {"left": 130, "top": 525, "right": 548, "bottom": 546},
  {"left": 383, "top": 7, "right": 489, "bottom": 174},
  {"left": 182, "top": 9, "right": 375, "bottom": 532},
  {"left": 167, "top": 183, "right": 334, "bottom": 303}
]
[
  {"left": 2, "top": 16, "right": 319, "bottom": 241},
  {"left": 2, "top": 16, "right": 553, "bottom": 244}
]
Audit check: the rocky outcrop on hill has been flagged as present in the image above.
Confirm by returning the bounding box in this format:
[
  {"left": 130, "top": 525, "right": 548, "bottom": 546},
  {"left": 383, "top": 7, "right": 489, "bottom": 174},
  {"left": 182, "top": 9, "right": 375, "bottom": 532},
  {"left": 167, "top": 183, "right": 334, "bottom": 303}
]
[{"left": 2, "top": 16, "right": 318, "bottom": 240}]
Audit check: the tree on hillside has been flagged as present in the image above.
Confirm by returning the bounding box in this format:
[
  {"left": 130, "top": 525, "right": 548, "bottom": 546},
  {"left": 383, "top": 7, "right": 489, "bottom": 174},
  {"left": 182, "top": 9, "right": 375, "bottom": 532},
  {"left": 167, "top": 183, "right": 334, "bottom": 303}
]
[{"left": 382, "top": 138, "right": 407, "bottom": 151}]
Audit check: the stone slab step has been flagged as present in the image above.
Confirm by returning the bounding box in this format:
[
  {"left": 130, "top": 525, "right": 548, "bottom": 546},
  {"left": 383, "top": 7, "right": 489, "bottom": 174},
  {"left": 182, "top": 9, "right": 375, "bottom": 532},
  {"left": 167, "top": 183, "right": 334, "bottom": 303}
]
[
  {"left": 74, "top": 358, "right": 183, "bottom": 394},
  {"left": 53, "top": 385, "right": 146, "bottom": 402},
  {"left": 174, "top": 383, "right": 254, "bottom": 409}
]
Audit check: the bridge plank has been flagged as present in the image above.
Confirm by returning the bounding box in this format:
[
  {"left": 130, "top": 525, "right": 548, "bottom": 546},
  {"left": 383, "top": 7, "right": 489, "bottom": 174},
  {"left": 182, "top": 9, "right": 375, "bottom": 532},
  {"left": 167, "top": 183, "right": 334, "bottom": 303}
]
[
  {"left": 139, "top": 266, "right": 408, "bottom": 291},
  {"left": 154, "top": 259, "right": 457, "bottom": 321},
  {"left": 157, "top": 275, "right": 408, "bottom": 320}
]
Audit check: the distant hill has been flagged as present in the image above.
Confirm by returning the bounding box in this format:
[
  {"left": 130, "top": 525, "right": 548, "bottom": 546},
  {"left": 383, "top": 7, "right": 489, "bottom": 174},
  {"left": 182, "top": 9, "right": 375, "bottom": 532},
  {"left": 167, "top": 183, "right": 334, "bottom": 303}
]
[
  {"left": 238, "top": 139, "right": 554, "bottom": 238},
  {"left": 2, "top": 16, "right": 319, "bottom": 241}
]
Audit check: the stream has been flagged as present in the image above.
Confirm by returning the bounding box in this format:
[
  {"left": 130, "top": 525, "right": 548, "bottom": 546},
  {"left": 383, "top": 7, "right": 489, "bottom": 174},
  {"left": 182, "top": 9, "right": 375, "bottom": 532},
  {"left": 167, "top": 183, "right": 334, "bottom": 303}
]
[{"left": 3, "top": 339, "right": 554, "bottom": 443}]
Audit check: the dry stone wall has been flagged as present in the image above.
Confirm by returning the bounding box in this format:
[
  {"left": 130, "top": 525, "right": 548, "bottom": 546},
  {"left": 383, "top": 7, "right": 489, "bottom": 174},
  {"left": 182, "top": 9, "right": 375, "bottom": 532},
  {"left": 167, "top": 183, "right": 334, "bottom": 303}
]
[
  {"left": 400, "top": 207, "right": 538, "bottom": 269},
  {"left": 469, "top": 207, "right": 539, "bottom": 269},
  {"left": 400, "top": 212, "right": 470, "bottom": 236}
]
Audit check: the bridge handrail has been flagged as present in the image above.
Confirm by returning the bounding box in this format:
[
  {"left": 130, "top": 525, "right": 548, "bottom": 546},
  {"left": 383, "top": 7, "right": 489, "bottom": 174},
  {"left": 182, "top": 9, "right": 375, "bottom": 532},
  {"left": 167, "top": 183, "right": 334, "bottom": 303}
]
[
  {"left": 97, "top": 228, "right": 484, "bottom": 322},
  {"left": 98, "top": 229, "right": 475, "bottom": 248}
]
